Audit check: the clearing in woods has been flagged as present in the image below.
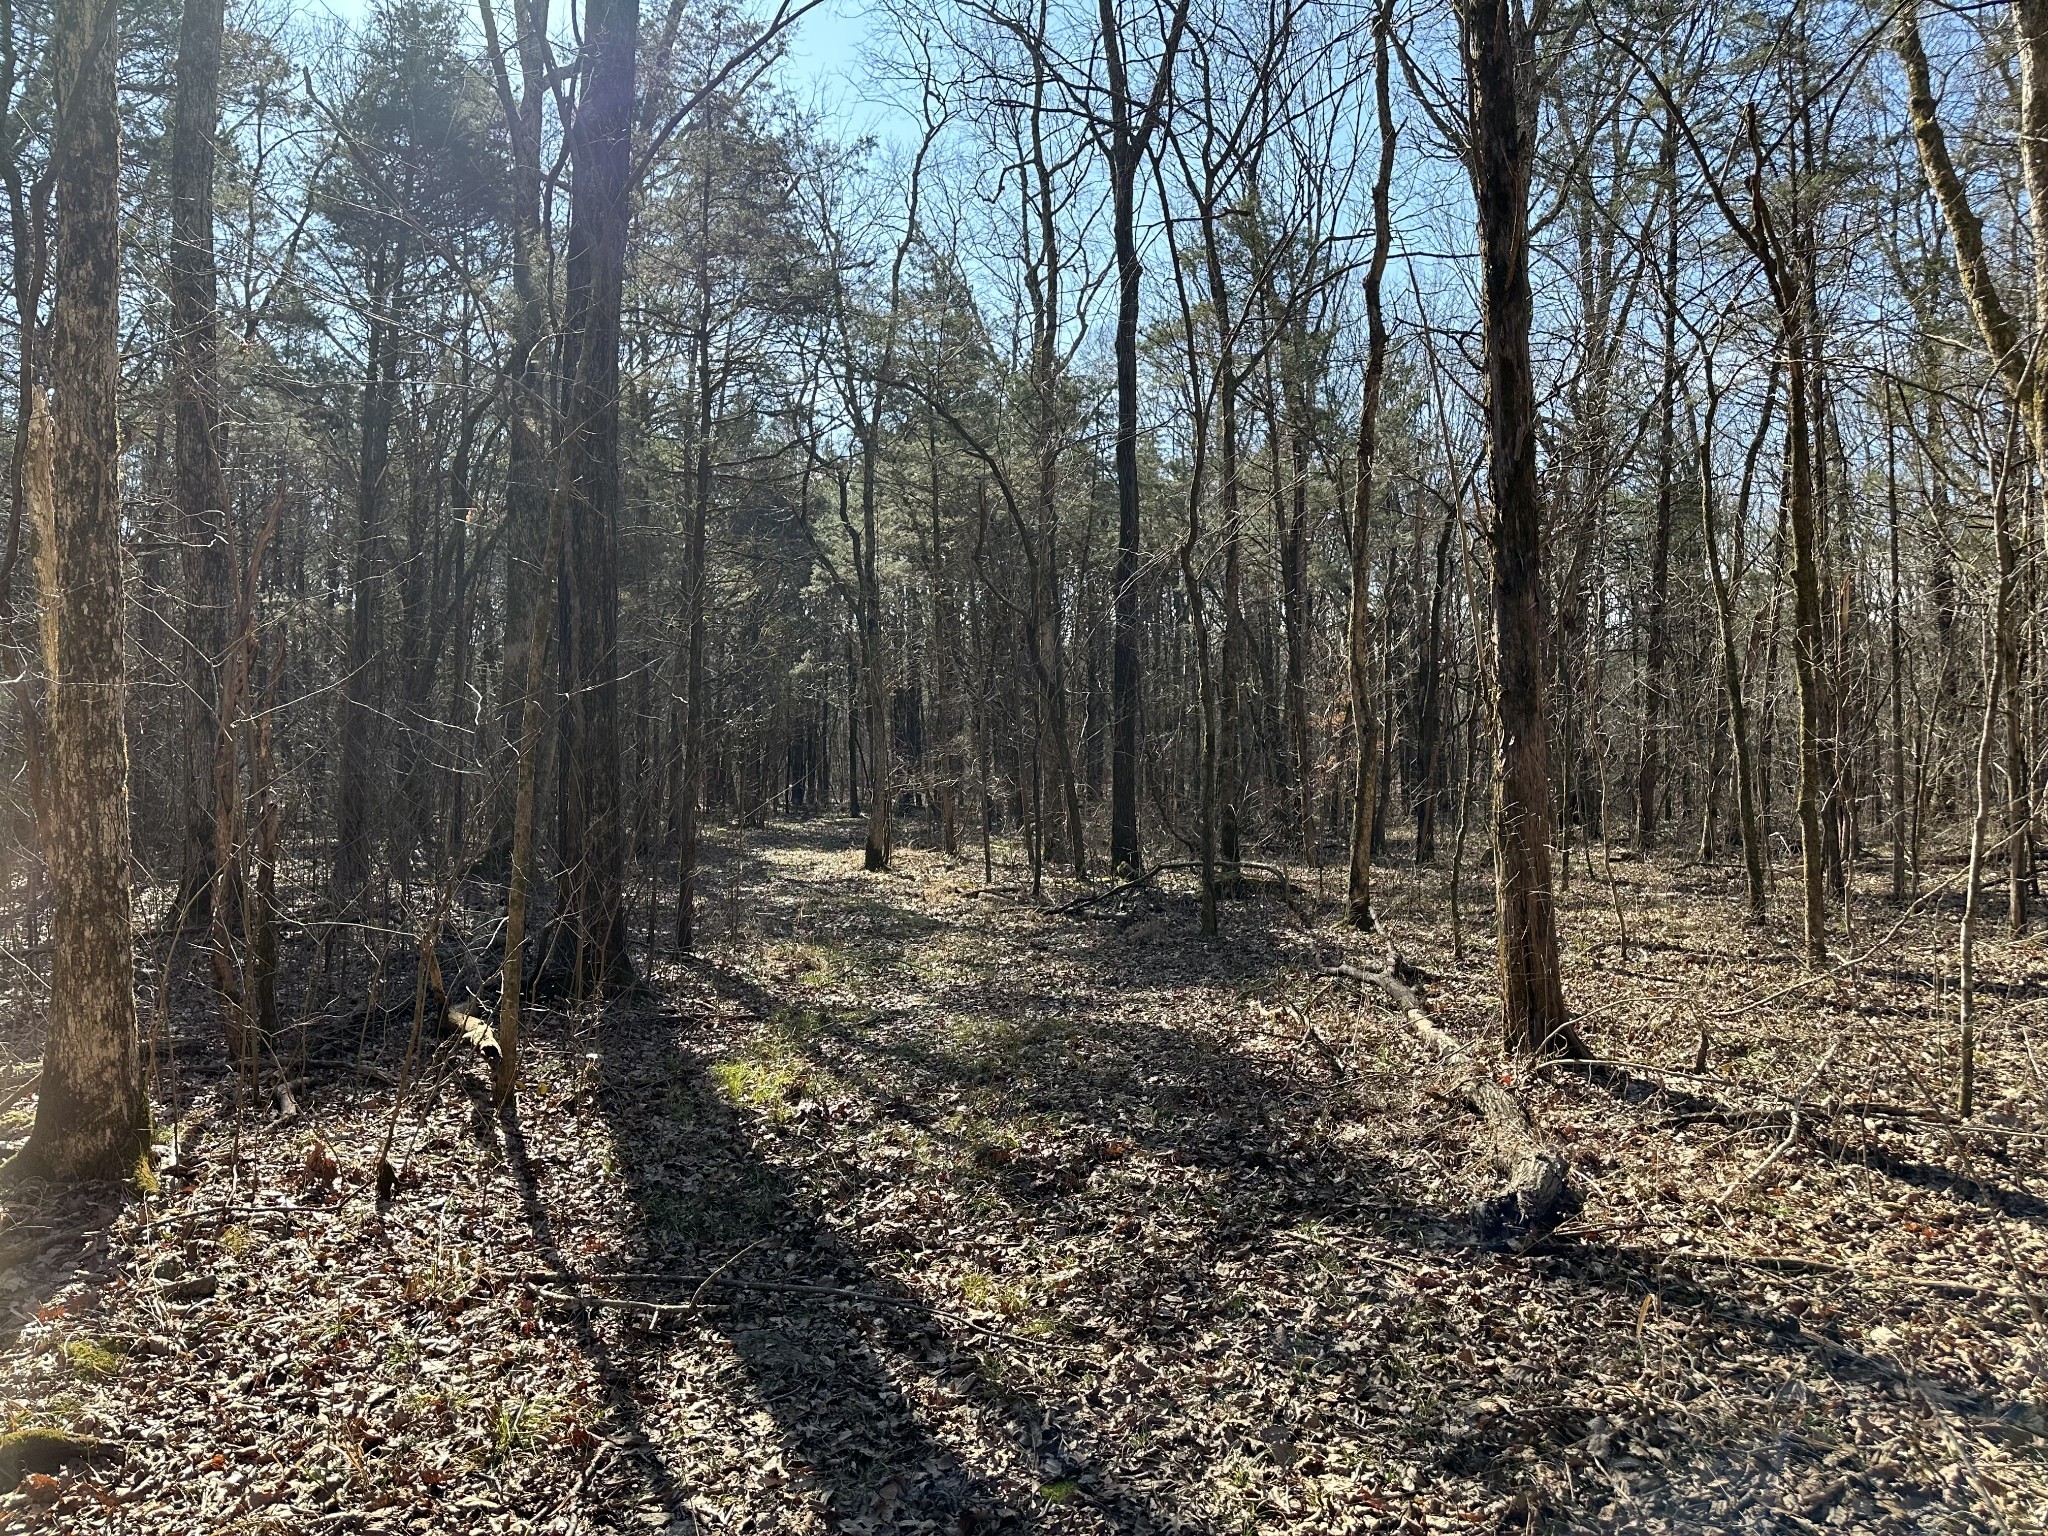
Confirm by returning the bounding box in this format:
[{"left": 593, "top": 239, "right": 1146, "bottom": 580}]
[{"left": 0, "top": 820, "right": 2043, "bottom": 1533}]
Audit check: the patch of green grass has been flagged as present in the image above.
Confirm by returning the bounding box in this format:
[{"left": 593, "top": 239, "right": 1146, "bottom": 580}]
[
  {"left": 929, "top": 1012, "right": 1072, "bottom": 1086},
  {"left": 479, "top": 1396, "right": 570, "bottom": 1469},
  {"left": 1040, "top": 1478, "right": 1080, "bottom": 1503},
  {"left": 401, "top": 1248, "right": 478, "bottom": 1307},
  {"left": 60, "top": 1339, "right": 126, "bottom": 1379},
  {"left": 396, "top": 1385, "right": 469, "bottom": 1428},
  {"left": 708, "top": 1011, "right": 846, "bottom": 1124},
  {"left": 708, "top": 1057, "right": 806, "bottom": 1115},
  {"left": 768, "top": 939, "right": 859, "bottom": 988},
  {"left": 956, "top": 1270, "right": 1029, "bottom": 1317},
  {"left": 765, "top": 1004, "right": 839, "bottom": 1040}
]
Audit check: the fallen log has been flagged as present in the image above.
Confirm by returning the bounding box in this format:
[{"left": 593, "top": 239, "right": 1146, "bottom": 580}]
[
  {"left": 425, "top": 936, "right": 500, "bottom": 1063},
  {"left": 446, "top": 1002, "right": 500, "bottom": 1063},
  {"left": 1054, "top": 859, "right": 1305, "bottom": 916},
  {"left": 1331, "top": 953, "right": 1577, "bottom": 1242}
]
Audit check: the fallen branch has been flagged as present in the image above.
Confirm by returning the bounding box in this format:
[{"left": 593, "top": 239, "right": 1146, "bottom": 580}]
[
  {"left": 1531, "top": 1234, "right": 2029, "bottom": 1301},
  {"left": 1052, "top": 861, "right": 1191, "bottom": 914},
  {"left": 1718, "top": 1038, "right": 1839, "bottom": 1203},
  {"left": 1054, "top": 859, "right": 1304, "bottom": 916},
  {"left": 0, "top": 1073, "right": 36, "bottom": 1122},
  {"left": 1329, "top": 947, "right": 1577, "bottom": 1241},
  {"left": 446, "top": 1002, "right": 500, "bottom": 1063},
  {"left": 1533, "top": 1057, "right": 2048, "bottom": 1145},
  {"left": 531, "top": 1273, "right": 1093, "bottom": 1355}
]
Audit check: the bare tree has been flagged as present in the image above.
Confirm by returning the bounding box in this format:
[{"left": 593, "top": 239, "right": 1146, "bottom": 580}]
[
  {"left": 1345, "top": 0, "right": 1394, "bottom": 929},
  {"left": 12, "top": 0, "right": 144, "bottom": 1181},
  {"left": 1460, "top": 0, "right": 1575, "bottom": 1051},
  {"left": 168, "top": 0, "right": 232, "bottom": 924},
  {"left": 553, "top": 0, "right": 640, "bottom": 991}
]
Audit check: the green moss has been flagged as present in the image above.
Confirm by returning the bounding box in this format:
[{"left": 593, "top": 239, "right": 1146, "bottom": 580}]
[
  {"left": 0, "top": 1428, "right": 98, "bottom": 1491},
  {"left": 60, "top": 1339, "right": 126, "bottom": 1379},
  {"left": 1040, "top": 1478, "right": 1080, "bottom": 1503}
]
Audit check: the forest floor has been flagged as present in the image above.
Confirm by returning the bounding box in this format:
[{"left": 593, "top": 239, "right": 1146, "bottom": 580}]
[{"left": 0, "top": 817, "right": 2045, "bottom": 1534}]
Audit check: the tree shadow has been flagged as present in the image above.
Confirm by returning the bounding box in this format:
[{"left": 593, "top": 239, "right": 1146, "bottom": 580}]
[
  {"left": 336, "top": 822, "right": 2033, "bottom": 1529},
  {"left": 1568, "top": 1062, "right": 2048, "bottom": 1224},
  {"left": 520, "top": 998, "right": 1206, "bottom": 1533},
  {"left": 0, "top": 1175, "right": 137, "bottom": 1493}
]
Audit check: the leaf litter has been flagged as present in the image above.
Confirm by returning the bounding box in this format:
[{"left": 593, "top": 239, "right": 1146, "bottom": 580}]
[{"left": 0, "top": 820, "right": 2042, "bottom": 1533}]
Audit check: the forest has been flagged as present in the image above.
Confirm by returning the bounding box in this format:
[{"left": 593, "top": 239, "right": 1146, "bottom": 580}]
[{"left": 0, "top": 0, "right": 2045, "bottom": 1527}]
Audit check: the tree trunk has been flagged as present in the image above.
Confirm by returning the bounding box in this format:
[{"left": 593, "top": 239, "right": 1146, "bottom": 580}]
[
  {"left": 1959, "top": 467, "right": 2013, "bottom": 1119},
  {"left": 481, "top": 0, "right": 554, "bottom": 861},
  {"left": 676, "top": 156, "right": 714, "bottom": 949},
  {"left": 1635, "top": 111, "right": 1679, "bottom": 851},
  {"left": 14, "top": 0, "right": 145, "bottom": 1181},
  {"left": 169, "top": 0, "right": 230, "bottom": 924},
  {"left": 1998, "top": 481, "right": 2029, "bottom": 935},
  {"left": 1887, "top": 381, "right": 1907, "bottom": 901},
  {"left": 1108, "top": 134, "right": 1144, "bottom": 877},
  {"left": 1413, "top": 507, "right": 1453, "bottom": 861},
  {"left": 1463, "top": 0, "right": 1575, "bottom": 1054},
  {"left": 858, "top": 440, "right": 891, "bottom": 870},
  {"left": 1278, "top": 365, "right": 1316, "bottom": 859},
  {"left": 497, "top": 482, "right": 566, "bottom": 1106},
  {"left": 1699, "top": 362, "right": 1768, "bottom": 919},
  {"left": 1017, "top": 81, "right": 1087, "bottom": 879},
  {"left": 1096, "top": 0, "right": 1190, "bottom": 873},
  {"left": 332, "top": 236, "right": 404, "bottom": 916},
  {"left": 1346, "top": 0, "right": 1395, "bottom": 929},
  {"left": 1783, "top": 311, "right": 1828, "bottom": 966},
  {"left": 552, "top": 0, "right": 637, "bottom": 993}
]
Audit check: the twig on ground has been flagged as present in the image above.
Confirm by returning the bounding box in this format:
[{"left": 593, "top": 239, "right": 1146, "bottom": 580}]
[{"left": 532, "top": 1274, "right": 1095, "bottom": 1355}]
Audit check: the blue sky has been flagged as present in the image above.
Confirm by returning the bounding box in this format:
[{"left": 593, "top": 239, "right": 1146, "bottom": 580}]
[{"left": 297, "top": 0, "right": 883, "bottom": 110}]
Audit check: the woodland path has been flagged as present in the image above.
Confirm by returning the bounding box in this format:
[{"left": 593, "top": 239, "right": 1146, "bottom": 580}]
[{"left": 0, "top": 819, "right": 2044, "bottom": 1533}]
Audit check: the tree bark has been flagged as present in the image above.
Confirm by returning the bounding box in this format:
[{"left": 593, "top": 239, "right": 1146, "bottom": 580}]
[
  {"left": 1462, "top": 0, "right": 1575, "bottom": 1053},
  {"left": 479, "top": 0, "right": 554, "bottom": 861},
  {"left": 1107, "top": 129, "right": 1144, "bottom": 878},
  {"left": 331, "top": 235, "right": 404, "bottom": 916},
  {"left": 1698, "top": 359, "right": 1769, "bottom": 918},
  {"left": 1635, "top": 111, "right": 1679, "bottom": 850},
  {"left": 1098, "top": 0, "right": 1191, "bottom": 876},
  {"left": 15, "top": 0, "right": 145, "bottom": 1181},
  {"left": 498, "top": 482, "right": 566, "bottom": 1105},
  {"left": 1346, "top": 0, "right": 1395, "bottom": 929},
  {"left": 168, "top": 0, "right": 231, "bottom": 923},
  {"left": 1338, "top": 954, "right": 1576, "bottom": 1239},
  {"left": 676, "top": 145, "right": 714, "bottom": 948},
  {"left": 1277, "top": 352, "right": 1316, "bottom": 858},
  {"left": 553, "top": 0, "right": 638, "bottom": 993}
]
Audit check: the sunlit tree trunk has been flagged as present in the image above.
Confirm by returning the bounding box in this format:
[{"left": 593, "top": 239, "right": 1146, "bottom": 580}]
[
  {"left": 480, "top": 0, "right": 554, "bottom": 858},
  {"left": 15, "top": 0, "right": 145, "bottom": 1181},
  {"left": 553, "top": 0, "right": 638, "bottom": 992},
  {"left": 1461, "top": 0, "right": 1574, "bottom": 1052}
]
